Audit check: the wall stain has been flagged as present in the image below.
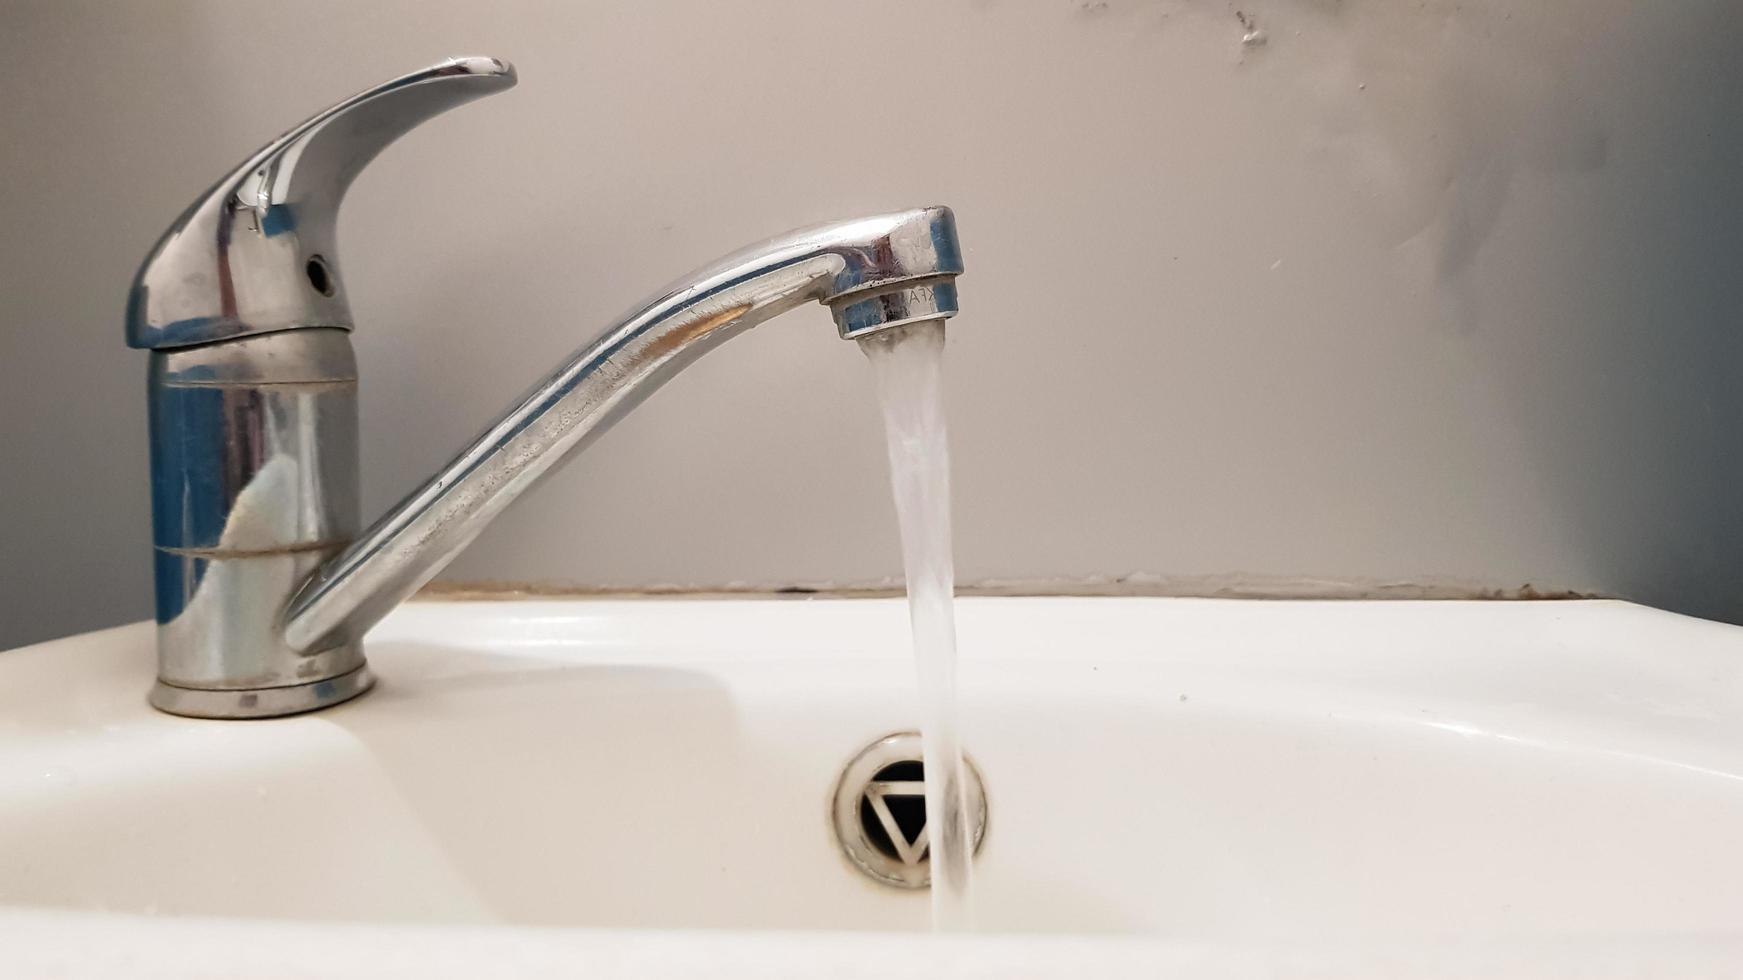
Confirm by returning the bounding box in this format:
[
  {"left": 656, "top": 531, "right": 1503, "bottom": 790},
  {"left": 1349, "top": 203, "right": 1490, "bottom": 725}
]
[{"left": 417, "top": 575, "right": 1600, "bottom": 602}]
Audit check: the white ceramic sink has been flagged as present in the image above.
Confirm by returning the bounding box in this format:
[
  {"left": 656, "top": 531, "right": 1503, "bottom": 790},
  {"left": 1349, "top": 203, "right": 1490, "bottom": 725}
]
[{"left": 4, "top": 596, "right": 1743, "bottom": 976}]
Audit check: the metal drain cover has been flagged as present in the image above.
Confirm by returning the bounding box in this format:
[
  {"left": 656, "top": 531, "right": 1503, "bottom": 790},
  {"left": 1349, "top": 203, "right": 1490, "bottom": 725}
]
[{"left": 832, "top": 732, "right": 988, "bottom": 889}]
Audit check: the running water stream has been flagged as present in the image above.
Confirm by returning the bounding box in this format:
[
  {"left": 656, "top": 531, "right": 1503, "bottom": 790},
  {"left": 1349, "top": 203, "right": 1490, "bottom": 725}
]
[{"left": 859, "top": 318, "right": 974, "bottom": 930}]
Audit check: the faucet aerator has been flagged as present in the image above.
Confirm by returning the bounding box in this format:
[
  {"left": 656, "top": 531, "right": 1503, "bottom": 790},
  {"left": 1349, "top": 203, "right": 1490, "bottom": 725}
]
[{"left": 831, "top": 279, "right": 960, "bottom": 340}]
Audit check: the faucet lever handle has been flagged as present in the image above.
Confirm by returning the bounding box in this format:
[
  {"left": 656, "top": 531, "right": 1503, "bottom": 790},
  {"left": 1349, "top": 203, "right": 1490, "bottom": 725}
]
[{"left": 126, "top": 57, "right": 517, "bottom": 350}]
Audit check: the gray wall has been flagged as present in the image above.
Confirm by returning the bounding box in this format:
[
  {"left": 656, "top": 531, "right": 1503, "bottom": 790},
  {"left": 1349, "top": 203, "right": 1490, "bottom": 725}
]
[{"left": 3, "top": 0, "right": 1741, "bottom": 650}]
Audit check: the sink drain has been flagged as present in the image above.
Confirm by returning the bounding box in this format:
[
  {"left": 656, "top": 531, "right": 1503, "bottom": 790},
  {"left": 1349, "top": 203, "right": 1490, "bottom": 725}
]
[{"left": 832, "top": 732, "right": 987, "bottom": 889}]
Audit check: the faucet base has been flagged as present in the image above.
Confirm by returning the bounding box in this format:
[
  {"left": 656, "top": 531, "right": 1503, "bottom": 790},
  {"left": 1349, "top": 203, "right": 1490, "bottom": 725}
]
[{"left": 148, "top": 664, "right": 375, "bottom": 720}]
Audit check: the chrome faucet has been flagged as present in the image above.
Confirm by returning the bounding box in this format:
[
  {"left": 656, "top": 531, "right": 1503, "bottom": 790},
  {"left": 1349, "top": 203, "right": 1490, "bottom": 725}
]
[{"left": 127, "top": 58, "right": 963, "bottom": 719}]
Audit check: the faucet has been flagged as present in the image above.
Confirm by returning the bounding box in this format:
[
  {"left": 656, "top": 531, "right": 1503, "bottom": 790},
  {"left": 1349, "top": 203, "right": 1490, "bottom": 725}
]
[{"left": 126, "top": 57, "right": 963, "bottom": 719}]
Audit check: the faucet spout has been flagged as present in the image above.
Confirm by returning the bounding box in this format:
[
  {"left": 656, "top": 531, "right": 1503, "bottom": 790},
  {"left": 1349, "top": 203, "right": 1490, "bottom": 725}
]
[{"left": 281, "top": 206, "right": 962, "bottom": 654}]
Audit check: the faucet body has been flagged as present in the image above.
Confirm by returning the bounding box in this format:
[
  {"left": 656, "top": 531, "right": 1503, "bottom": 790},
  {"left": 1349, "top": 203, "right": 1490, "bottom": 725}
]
[{"left": 127, "top": 59, "right": 962, "bottom": 718}]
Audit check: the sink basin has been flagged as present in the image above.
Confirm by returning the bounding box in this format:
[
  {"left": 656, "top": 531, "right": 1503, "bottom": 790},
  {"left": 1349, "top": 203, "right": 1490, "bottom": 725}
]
[{"left": 3, "top": 596, "right": 1742, "bottom": 975}]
